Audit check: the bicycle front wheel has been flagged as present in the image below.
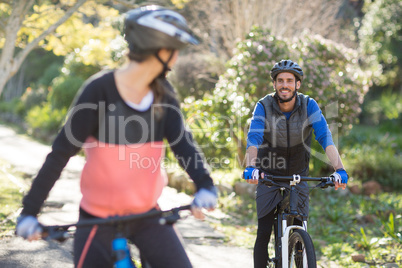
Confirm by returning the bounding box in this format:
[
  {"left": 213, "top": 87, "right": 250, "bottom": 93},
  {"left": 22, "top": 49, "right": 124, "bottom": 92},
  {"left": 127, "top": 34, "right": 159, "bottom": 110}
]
[{"left": 288, "top": 229, "right": 316, "bottom": 268}]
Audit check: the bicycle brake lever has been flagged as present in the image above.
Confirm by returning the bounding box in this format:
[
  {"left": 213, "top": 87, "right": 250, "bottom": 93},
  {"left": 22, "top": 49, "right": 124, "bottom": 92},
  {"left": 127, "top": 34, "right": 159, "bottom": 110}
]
[
  {"left": 260, "top": 178, "right": 275, "bottom": 187},
  {"left": 159, "top": 212, "right": 180, "bottom": 225},
  {"left": 42, "top": 226, "right": 71, "bottom": 242},
  {"left": 317, "top": 180, "right": 335, "bottom": 189}
]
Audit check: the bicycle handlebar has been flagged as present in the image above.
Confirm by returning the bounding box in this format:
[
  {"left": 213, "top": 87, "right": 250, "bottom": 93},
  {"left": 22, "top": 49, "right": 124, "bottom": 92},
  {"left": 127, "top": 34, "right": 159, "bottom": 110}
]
[
  {"left": 41, "top": 205, "right": 192, "bottom": 242},
  {"left": 259, "top": 174, "right": 335, "bottom": 189}
]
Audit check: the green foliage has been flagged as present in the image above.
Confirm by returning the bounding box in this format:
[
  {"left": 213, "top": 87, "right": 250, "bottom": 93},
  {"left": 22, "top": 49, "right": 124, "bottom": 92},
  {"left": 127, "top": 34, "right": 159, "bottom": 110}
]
[
  {"left": 363, "top": 90, "right": 402, "bottom": 124},
  {"left": 358, "top": 0, "right": 402, "bottom": 87},
  {"left": 25, "top": 103, "right": 67, "bottom": 140},
  {"left": 354, "top": 227, "right": 377, "bottom": 251},
  {"left": 357, "top": 0, "right": 402, "bottom": 128},
  {"left": 169, "top": 53, "right": 225, "bottom": 100},
  {"left": 183, "top": 27, "right": 370, "bottom": 167},
  {"left": 49, "top": 75, "right": 85, "bottom": 110},
  {"left": 347, "top": 145, "right": 402, "bottom": 189},
  {"left": 24, "top": 62, "right": 95, "bottom": 140},
  {"left": 382, "top": 213, "right": 401, "bottom": 244},
  {"left": 341, "top": 124, "right": 402, "bottom": 190},
  {"left": 63, "top": 60, "right": 101, "bottom": 81},
  {"left": 19, "top": 88, "right": 48, "bottom": 115},
  {"left": 23, "top": 49, "right": 64, "bottom": 87},
  {"left": 0, "top": 98, "right": 23, "bottom": 116},
  {"left": 37, "top": 62, "right": 63, "bottom": 87},
  {"left": 44, "top": 2, "right": 124, "bottom": 68},
  {"left": 309, "top": 189, "right": 402, "bottom": 266},
  {"left": 214, "top": 177, "right": 402, "bottom": 266}
]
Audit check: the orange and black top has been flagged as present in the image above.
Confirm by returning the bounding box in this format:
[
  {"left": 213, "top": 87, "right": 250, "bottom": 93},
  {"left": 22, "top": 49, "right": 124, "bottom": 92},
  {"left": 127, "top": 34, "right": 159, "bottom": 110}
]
[{"left": 22, "top": 70, "right": 213, "bottom": 218}]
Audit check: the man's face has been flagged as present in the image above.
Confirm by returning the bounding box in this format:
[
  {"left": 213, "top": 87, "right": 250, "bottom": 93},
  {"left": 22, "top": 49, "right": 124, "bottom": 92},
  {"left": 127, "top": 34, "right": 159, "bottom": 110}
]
[{"left": 273, "top": 72, "right": 301, "bottom": 102}]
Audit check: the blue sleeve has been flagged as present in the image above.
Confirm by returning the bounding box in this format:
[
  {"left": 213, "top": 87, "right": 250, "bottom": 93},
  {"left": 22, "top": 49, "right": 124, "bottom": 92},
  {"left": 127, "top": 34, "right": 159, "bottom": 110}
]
[
  {"left": 246, "top": 102, "right": 265, "bottom": 149},
  {"left": 307, "top": 98, "right": 335, "bottom": 150}
]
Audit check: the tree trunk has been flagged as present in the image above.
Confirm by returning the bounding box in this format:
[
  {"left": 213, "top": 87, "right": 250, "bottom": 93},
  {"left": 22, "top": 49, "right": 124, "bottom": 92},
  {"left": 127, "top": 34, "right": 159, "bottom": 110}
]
[
  {"left": 0, "top": 0, "right": 87, "bottom": 97},
  {"left": 0, "top": 0, "right": 33, "bottom": 97}
]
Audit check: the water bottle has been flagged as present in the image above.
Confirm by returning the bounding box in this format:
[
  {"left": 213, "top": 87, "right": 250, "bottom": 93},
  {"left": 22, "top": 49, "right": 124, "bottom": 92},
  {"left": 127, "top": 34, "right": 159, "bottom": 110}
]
[{"left": 112, "top": 237, "right": 135, "bottom": 268}]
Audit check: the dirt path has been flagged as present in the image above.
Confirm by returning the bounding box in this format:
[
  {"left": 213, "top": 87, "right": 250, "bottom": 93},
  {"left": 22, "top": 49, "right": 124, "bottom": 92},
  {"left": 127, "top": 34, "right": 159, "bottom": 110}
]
[{"left": 0, "top": 124, "right": 253, "bottom": 268}]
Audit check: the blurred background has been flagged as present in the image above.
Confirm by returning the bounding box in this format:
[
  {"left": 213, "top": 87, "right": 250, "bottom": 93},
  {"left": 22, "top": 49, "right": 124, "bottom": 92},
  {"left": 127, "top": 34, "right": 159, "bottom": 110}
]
[{"left": 0, "top": 0, "right": 401, "bottom": 266}]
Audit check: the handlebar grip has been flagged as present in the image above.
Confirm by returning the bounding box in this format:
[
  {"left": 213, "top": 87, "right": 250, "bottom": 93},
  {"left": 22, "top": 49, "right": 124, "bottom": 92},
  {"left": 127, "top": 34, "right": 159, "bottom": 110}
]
[
  {"left": 317, "top": 178, "right": 335, "bottom": 188},
  {"left": 42, "top": 227, "right": 71, "bottom": 242},
  {"left": 159, "top": 205, "right": 191, "bottom": 225}
]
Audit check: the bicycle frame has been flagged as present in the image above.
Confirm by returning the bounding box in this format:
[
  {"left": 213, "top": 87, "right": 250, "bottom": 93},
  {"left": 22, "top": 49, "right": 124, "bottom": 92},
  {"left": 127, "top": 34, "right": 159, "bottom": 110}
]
[{"left": 261, "top": 174, "right": 334, "bottom": 268}]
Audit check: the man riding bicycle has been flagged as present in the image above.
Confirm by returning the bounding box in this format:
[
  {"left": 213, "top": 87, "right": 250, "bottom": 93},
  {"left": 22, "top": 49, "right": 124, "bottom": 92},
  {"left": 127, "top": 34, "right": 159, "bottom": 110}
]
[{"left": 243, "top": 59, "right": 348, "bottom": 268}]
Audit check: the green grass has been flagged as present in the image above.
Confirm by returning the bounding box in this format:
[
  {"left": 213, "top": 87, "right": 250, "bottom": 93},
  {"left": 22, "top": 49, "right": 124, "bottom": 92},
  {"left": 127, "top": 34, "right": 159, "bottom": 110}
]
[
  {"left": 310, "top": 189, "right": 402, "bottom": 267},
  {"left": 209, "top": 122, "right": 402, "bottom": 266},
  {"left": 0, "top": 160, "right": 25, "bottom": 237},
  {"left": 212, "top": 185, "right": 402, "bottom": 267}
]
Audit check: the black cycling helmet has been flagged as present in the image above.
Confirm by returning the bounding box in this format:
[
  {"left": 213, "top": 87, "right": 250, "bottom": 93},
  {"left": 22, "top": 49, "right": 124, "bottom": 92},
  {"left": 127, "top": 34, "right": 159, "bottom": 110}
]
[
  {"left": 270, "top": 60, "right": 304, "bottom": 82},
  {"left": 124, "top": 5, "right": 199, "bottom": 53}
]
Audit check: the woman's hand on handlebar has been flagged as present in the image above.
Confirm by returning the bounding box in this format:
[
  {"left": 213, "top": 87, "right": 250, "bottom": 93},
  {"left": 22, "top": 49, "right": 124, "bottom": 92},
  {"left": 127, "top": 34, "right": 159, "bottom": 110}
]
[
  {"left": 15, "top": 215, "right": 42, "bottom": 241},
  {"left": 191, "top": 187, "right": 218, "bottom": 220}
]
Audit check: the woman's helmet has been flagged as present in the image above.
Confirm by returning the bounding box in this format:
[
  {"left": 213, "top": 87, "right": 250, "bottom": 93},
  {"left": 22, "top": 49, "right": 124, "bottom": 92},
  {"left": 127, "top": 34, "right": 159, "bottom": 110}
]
[
  {"left": 270, "top": 60, "right": 304, "bottom": 81},
  {"left": 124, "top": 5, "right": 199, "bottom": 53}
]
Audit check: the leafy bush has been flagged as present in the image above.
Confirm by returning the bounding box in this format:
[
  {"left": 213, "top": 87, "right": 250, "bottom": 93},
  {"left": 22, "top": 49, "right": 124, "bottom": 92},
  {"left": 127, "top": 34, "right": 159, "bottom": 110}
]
[
  {"left": 65, "top": 61, "right": 101, "bottom": 81},
  {"left": 18, "top": 62, "right": 96, "bottom": 140},
  {"left": 169, "top": 53, "right": 225, "bottom": 100},
  {"left": 20, "top": 88, "right": 48, "bottom": 114},
  {"left": 348, "top": 147, "right": 402, "bottom": 190},
  {"left": 0, "top": 98, "right": 25, "bottom": 122},
  {"left": 363, "top": 90, "right": 402, "bottom": 125},
  {"left": 0, "top": 98, "right": 22, "bottom": 115},
  {"left": 358, "top": 0, "right": 402, "bottom": 87},
  {"left": 341, "top": 125, "right": 402, "bottom": 190},
  {"left": 25, "top": 103, "right": 67, "bottom": 141},
  {"left": 37, "top": 62, "right": 62, "bottom": 87},
  {"left": 49, "top": 75, "right": 84, "bottom": 110}
]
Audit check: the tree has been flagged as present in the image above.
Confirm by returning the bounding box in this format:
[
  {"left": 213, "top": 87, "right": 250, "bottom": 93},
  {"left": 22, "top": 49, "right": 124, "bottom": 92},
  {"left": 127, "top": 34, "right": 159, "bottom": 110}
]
[
  {"left": 183, "top": 0, "right": 361, "bottom": 59},
  {"left": 357, "top": 0, "right": 402, "bottom": 125},
  {"left": 358, "top": 0, "right": 402, "bottom": 89},
  {"left": 0, "top": 0, "right": 88, "bottom": 97},
  {"left": 170, "top": 0, "right": 362, "bottom": 100}
]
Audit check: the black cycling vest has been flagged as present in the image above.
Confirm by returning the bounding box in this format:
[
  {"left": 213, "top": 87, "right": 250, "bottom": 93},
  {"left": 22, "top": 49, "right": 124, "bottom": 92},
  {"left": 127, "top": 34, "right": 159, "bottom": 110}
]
[{"left": 256, "top": 93, "right": 312, "bottom": 176}]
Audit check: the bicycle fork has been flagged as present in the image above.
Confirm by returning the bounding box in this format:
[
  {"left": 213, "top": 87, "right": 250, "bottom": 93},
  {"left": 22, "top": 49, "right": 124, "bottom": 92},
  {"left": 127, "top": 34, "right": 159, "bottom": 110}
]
[
  {"left": 274, "top": 185, "right": 308, "bottom": 268},
  {"left": 281, "top": 224, "right": 307, "bottom": 267}
]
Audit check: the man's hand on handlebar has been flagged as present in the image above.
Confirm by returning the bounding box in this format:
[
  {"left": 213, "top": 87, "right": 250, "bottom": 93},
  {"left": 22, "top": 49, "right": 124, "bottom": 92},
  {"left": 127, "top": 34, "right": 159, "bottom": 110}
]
[
  {"left": 330, "top": 168, "right": 348, "bottom": 190},
  {"left": 243, "top": 166, "right": 263, "bottom": 185}
]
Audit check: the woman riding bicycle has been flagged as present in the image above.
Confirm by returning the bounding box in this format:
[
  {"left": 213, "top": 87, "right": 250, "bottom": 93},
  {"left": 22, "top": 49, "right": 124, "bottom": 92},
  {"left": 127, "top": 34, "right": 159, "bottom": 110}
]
[{"left": 16, "top": 5, "right": 217, "bottom": 268}]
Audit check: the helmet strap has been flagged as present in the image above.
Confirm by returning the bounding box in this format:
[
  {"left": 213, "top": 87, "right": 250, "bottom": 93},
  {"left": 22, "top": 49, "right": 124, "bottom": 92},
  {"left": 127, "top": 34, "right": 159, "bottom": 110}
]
[{"left": 155, "top": 50, "right": 174, "bottom": 78}]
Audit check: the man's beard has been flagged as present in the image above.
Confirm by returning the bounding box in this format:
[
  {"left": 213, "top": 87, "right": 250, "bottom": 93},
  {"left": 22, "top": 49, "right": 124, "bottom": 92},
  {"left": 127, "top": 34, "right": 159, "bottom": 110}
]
[{"left": 275, "top": 87, "right": 297, "bottom": 103}]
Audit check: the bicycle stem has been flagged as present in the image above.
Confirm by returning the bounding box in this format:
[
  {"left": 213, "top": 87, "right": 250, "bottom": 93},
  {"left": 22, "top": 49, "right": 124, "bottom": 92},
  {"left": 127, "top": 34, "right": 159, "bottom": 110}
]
[{"left": 289, "top": 185, "right": 299, "bottom": 215}]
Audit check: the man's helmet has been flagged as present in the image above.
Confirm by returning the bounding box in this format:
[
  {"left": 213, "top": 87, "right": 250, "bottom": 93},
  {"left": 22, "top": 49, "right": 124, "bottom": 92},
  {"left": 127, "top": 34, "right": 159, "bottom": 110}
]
[
  {"left": 124, "top": 5, "right": 199, "bottom": 53},
  {"left": 270, "top": 60, "right": 304, "bottom": 81}
]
